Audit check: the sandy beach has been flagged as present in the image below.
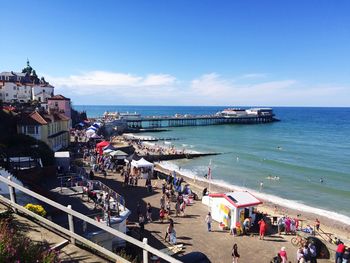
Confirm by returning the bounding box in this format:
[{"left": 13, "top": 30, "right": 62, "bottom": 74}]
[
  {"left": 98, "top": 137, "right": 349, "bottom": 262},
  {"left": 154, "top": 163, "right": 350, "bottom": 241}
]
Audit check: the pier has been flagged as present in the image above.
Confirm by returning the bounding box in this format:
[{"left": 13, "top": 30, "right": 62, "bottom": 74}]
[{"left": 126, "top": 114, "right": 277, "bottom": 129}]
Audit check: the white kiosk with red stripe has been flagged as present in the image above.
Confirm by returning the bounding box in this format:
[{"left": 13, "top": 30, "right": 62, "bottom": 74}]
[{"left": 202, "top": 192, "right": 262, "bottom": 229}]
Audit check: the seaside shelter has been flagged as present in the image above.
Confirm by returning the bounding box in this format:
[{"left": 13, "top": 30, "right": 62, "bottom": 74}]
[
  {"left": 202, "top": 192, "right": 262, "bottom": 230},
  {"left": 130, "top": 158, "right": 154, "bottom": 179}
]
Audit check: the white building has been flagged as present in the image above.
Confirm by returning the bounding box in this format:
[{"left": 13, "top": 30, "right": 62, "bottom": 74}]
[
  {"left": 32, "top": 84, "right": 54, "bottom": 102},
  {"left": 0, "top": 60, "right": 55, "bottom": 104},
  {"left": 0, "top": 82, "right": 32, "bottom": 103}
]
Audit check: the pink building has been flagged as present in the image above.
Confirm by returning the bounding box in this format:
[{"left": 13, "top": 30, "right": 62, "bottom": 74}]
[{"left": 47, "top": 94, "right": 72, "bottom": 127}]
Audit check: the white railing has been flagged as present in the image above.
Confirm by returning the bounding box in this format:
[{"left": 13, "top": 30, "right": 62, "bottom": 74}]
[{"left": 0, "top": 174, "right": 181, "bottom": 263}]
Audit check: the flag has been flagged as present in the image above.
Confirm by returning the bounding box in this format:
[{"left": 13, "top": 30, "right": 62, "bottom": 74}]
[{"left": 207, "top": 160, "right": 212, "bottom": 180}]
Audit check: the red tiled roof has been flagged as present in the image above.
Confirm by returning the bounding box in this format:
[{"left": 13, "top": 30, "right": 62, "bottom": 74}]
[
  {"left": 19, "top": 111, "right": 48, "bottom": 125},
  {"left": 48, "top": 94, "right": 70, "bottom": 100}
]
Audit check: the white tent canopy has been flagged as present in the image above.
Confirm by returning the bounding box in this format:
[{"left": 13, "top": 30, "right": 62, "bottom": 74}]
[
  {"left": 130, "top": 158, "right": 154, "bottom": 179},
  {"left": 109, "top": 150, "right": 128, "bottom": 159}
]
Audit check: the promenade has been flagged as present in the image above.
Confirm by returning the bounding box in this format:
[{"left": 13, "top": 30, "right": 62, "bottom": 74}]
[{"left": 91, "top": 170, "right": 332, "bottom": 263}]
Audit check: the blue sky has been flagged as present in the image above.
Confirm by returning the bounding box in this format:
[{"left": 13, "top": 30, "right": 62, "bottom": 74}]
[{"left": 1, "top": 0, "right": 349, "bottom": 106}]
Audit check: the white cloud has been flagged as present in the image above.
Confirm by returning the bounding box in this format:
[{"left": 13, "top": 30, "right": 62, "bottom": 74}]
[
  {"left": 46, "top": 70, "right": 350, "bottom": 106},
  {"left": 240, "top": 73, "right": 267, "bottom": 79},
  {"left": 142, "top": 74, "right": 176, "bottom": 86},
  {"left": 47, "top": 71, "right": 176, "bottom": 87}
]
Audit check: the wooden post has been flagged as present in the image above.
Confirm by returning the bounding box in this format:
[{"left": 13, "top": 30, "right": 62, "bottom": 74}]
[
  {"left": 67, "top": 205, "right": 75, "bottom": 244},
  {"left": 7, "top": 176, "right": 17, "bottom": 213}
]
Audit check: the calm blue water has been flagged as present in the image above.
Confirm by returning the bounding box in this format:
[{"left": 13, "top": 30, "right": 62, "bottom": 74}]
[{"left": 75, "top": 105, "right": 350, "bottom": 222}]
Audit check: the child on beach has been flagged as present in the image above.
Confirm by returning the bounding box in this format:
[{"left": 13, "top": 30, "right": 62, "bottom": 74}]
[
  {"left": 232, "top": 243, "right": 240, "bottom": 263},
  {"left": 205, "top": 212, "right": 212, "bottom": 232}
]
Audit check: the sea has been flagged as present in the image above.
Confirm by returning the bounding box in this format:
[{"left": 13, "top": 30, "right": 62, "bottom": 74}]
[{"left": 75, "top": 105, "right": 350, "bottom": 224}]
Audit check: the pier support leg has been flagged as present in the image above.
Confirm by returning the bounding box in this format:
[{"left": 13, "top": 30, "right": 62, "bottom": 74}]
[{"left": 67, "top": 205, "right": 75, "bottom": 245}]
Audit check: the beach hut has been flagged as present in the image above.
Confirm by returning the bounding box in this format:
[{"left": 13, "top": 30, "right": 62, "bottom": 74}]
[
  {"left": 202, "top": 192, "right": 262, "bottom": 230},
  {"left": 130, "top": 158, "right": 154, "bottom": 179}
]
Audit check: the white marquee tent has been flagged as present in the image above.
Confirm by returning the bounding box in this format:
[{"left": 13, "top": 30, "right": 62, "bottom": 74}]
[{"left": 130, "top": 158, "right": 154, "bottom": 179}]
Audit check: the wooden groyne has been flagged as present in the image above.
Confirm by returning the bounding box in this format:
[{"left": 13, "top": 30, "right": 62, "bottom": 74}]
[{"left": 140, "top": 152, "right": 221, "bottom": 162}]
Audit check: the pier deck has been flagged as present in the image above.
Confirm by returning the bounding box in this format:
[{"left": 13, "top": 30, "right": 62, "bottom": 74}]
[{"left": 125, "top": 114, "right": 277, "bottom": 129}]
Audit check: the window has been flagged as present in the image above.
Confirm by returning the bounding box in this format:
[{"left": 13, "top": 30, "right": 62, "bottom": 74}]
[
  {"left": 27, "top": 125, "right": 35, "bottom": 134},
  {"left": 13, "top": 95, "right": 17, "bottom": 98},
  {"left": 55, "top": 102, "right": 58, "bottom": 107},
  {"left": 6, "top": 93, "right": 8, "bottom": 97},
  {"left": 13, "top": 86, "right": 16, "bottom": 90}
]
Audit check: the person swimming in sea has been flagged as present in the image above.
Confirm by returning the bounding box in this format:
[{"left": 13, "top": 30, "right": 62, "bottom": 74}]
[
  {"left": 320, "top": 177, "right": 324, "bottom": 183},
  {"left": 259, "top": 181, "right": 264, "bottom": 191}
]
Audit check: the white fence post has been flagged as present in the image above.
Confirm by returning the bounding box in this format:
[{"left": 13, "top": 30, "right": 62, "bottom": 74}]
[
  {"left": 7, "top": 176, "right": 17, "bottom": 212},
  {"left": 67, "top": 205, "right": 75, "bottom": 245},
  {"left": 143, "top": 238, "right": 148, "bottom": 263}
]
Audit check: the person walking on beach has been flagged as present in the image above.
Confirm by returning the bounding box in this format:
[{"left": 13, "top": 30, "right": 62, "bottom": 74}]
[
  {"left": 314, "top": 218, "right": 320, "bottom": 231},
  {"left": 146, "top": 203, "right": 153, "bottom": 222},
  {"left": 279, "top": 247, "right": 288, "bottom": 263},
  {"left": 138, "top": 214, "right": 145, "bottom": 240},
  {"left": 205, "top": 212, "right": 213, "bottom": 232},
  {"left": 258, "top": 218, "right": 267, "bottom": 240},
  {"left": 165, "top": 219, "right": 174, "bottom": 242},
  {"left": 309, "top": 242, "right": 317, "bottom": 263},
  {"left": 232, "top": 243, "right": 240, "bottom": 263},
  {"left": 336, "top": 242, "right": 345, "bottom": 263}
]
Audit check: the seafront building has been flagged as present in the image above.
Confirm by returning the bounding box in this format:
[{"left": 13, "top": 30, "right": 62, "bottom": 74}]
[
  {"left": 1, "top": 60, "right": 72, "bottom": 151},
  {"left": 17, "top": 110, "right": 70, "bottom": 151},
  {"left": 0, "top": 60, "right": 54, "bottom": 104},
  {"left": 48, "top": 94, "right": 72, "bottom": 127}
]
